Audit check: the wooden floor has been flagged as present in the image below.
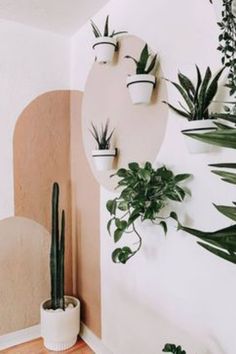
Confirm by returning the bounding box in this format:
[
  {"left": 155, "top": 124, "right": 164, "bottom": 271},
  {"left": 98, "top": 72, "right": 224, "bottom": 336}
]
[{"left": 1, "top": 337, "right": 94, "bottom": 354}]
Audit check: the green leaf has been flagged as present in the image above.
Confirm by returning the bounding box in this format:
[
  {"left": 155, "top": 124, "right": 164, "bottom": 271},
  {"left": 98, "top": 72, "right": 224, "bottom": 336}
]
[
  {"left": 128, "top": 162, "right": 139, "bottom": 171},
  {"left": 162, "top": 101, "right": 191, "bottom": 118},
  {"left": 112, "top": 248, "right": 122, "bottom": 263},
  {"left": 145, "top": 54, "right": 157, "bottom": 74},
  {"left": 115, "top": 219, "right": 128, "bottom": 230},
  {"left": 159, "top": 221, "right": 167, "bottom": 235},
  {"left": 166, "top": 80, "right": 194, "bottom": 113},
  {"left": 114, "top": 229, "right": 124, "bottom": 243},
  {"left": 209, "top": 163, "right": 236, "bottom": 168},
  {"left": 214, "top": 204, "right": 236, "bottom": 221},
  {"left": 183, "top": 129, "right": 236, "bottom": 149},
  {"left": 90, "top": 20, "right": 102, "bottom": 38},
  {"left": 174, "top": 174, "right": 191, "bottom": 182},
  {"left": 106, "top": 199, "right": 117, "bottom": 215},
  {"left": 103, "top": 15, "right": 109, "bottom": 36},
  {"left": 178, "top": 72, "right": 195, "bottom": 98},
  {"left": 118, "top": 201, "right": 129, "bottom": 211},
  {"left": 137, "top": 43, "right": 149, "bottom": 74},
  {"left": 198, "top": 67, "right": 212, "bottom": 117},
  {"left": 116, "top": 168, "right": 127, "bottom": 177},
  {"left": 107, "top": 218, "right": 113, "bottom": 235},
  {"left": 211, "top": 170, "right": 236, "bottom": 184},
  {"left": 198, "top": 242, "right": 236, "bottom": 264},
  {"left": 204, "top": 67, "right": 225, "bottom": 111}
]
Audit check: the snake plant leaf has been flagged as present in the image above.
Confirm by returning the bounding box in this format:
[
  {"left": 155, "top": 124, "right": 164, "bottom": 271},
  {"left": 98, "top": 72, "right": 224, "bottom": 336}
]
[
  {"left": 183, "top": 129, "right": 236, "bottom": 149},
  {"left": 103, "top": 15, "right": 109, "bottom": 36},
  {"left": 167, "top": 80, "right": 194, "bottom": 113},
  {"left": 209, "top": 163, "right": 236, "bottom": 168},
  {"left": 124, "top": 55, "right": 138, "bottom": 65},
  {"left": 198, "top": 67, "right": 212, "bottom": 116},
  {"left": 197, "top": 242, "right": 236, "bottom": 264},
  {"left": 211, "top": 170, "right": 236, "bottom": 184},
  {"left": 90, "top": 20, "right": 102, "bottom": 37},
  {"left": 145, "top": 54, "right": 157, "bottom": 74},
  {"left": 162, "top": 101, "right": 190, "bottom": 118},
  {"left": 212, "top": 113, "right": 236, "bottom": 123},
  {"left": 214, "top": 204, "right": 236, "bottom": 221},
  {"left": 174, "top": 174, "right": 192, "bottom": 182},
  {"left": 213, "top": 121, "right": 233, "bottom": 130},
  {"left": 178, "top": 72, "right": 195, "bottom": 99},
  {"left": 194, "top": 65, "right": 202, "bottom": 103},
  {"left": 137, "top": 44, "right": 149, "bottom": 74},
  {"left": 204, "top": 67, "right": 225, "bottom": 112}
]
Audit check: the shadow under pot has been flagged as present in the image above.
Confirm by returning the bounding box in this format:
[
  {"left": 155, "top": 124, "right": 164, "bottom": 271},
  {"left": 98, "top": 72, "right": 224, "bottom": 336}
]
[
  {"left": 126, "top": 74, "right": 156, "bottom": 104},
  {"left": 92, "top": 37, "right": 117, "bottom": 63},
  {"left": 92, "top": 148, "right": 117, "bottom": 171},
  {"left": 40, "top": 296, "right": 80, "bottom": 351},
  {"left": 181, "top": 119, "right": 216, "bottom": 154}
]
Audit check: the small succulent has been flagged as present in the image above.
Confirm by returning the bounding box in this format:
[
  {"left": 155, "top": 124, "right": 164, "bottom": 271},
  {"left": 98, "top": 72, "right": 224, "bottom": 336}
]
[
  {"left": 90, "top": 120, "right": 114, "bottom": 150},
  {"left": 91, "top": 15, "right": 127, "bottom": 38},
  {"left": 163, "top": 66, "right": 225, "bottom": 121},
  {"left": 125, "top": 43, "right": 158, "bottom": 75},
  {"left": 163, "top": 343, "right": 186, "bottom": 354}
]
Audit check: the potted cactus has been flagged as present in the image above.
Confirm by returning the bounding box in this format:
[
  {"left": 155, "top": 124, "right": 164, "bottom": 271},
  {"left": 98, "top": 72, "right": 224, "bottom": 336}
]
[
  {"left": 125, "top": 43, "right": 158, "bottom": 104},
  {"left": 40, "top": 182, "right": 80, "bottom": 351},
  {"left": 91, "top": 15, "right": 127, "bottom": 63}
]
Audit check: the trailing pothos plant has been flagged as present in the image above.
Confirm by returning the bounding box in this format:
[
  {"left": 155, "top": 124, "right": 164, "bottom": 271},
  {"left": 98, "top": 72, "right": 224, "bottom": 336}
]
[
  {"left": 90, "top": 15, "right": 127, "bottom": 38},
  {"left": 163, "top": 66, "right": 225, "bottom": 120},
  {"left": 106, "top": 162, "right": 191, "bottom": 264},
  {"left": 173, "top": 127, "right": 236, "bottom": 264},
  {"left": 125, "top": 43, "right": 158, "bottom": 75},
  {"left": 163, "top": 343, "right": 186, "bottom": 354}
]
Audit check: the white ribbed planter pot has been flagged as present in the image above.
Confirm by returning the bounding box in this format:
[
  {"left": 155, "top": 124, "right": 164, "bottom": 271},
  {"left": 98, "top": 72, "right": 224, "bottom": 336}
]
[
  {"left": 92, "top": 37, "right": 117, "bottom": 63},
  {"left": 181, "top": 119, "right": 216, "bottom": 154},
  {"left": 41, "top": 296, "right": 80, "bottom": 351},
  {"left": 126, "top": 74, "right": 156, "bottom": 104},
  {"left": 92, "top": 149, "right": 117, "bottom": 171}
]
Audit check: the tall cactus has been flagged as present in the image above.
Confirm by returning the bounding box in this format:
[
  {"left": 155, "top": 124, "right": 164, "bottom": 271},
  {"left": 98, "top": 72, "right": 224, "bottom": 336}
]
[{"left": 50, "top": 182, "right": 65, "bottom": 310}]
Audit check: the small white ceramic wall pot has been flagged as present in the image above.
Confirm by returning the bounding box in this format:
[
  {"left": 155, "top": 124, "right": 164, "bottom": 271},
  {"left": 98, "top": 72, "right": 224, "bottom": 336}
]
[
  {"left": 41, "top": 296, "right": 80, "bottom": 351},
  {"left": 126, "top": 74, "right": 156, "bottom": 104},
  {"left": 92, "top": 37, "right": 117, "bottom": 63},
  {"left": 92, "top": 149, "right": 117, "bottom": 171},
  {"left": 181, "top": 119, "right": 216, "bottom": 154}
]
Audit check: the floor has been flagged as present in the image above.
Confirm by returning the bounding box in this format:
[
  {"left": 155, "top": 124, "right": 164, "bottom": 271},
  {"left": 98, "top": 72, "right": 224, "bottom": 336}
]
[{"left": 1, "top": 337, "right": 94, "bottom": 354}]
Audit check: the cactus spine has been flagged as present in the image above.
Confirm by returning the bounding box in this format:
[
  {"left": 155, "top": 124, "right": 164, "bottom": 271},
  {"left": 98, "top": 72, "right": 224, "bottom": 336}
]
[{"left": 50, "top": 182, "right": 65, "bottom": 310}]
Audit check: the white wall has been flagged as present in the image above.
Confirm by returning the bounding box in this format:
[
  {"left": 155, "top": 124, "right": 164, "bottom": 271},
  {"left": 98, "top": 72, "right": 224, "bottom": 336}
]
[
  {"left": 0, "top": 20, "right": 70, "bottom": 218},
  {"left": 72, "top": 1, "right": 236, "bottom": 353}
]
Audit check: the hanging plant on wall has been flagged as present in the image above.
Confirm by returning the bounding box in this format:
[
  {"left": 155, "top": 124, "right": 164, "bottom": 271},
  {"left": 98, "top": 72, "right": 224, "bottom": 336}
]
[{"left": 106, "top": 162, "right": 191, "bottom": 264}]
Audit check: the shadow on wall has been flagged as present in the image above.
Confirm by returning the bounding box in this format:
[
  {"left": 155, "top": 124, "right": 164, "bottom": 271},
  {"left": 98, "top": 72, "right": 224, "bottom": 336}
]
[{"left": 0, "top": 217, "right": 50, "bottom": 335}]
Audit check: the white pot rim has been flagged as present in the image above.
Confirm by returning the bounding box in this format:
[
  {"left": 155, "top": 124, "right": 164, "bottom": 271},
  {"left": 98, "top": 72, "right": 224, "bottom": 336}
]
[
  {"left": 126, "top": 74, "right": 156, "bottom": 87},
  {"left": 92, "top": 36, "right": 117, "bottom": 49},
  {"left": 41, "top": 296, "right": 80, "bottom": 312},
  {"left": 92, "top": 149, "right": 117, "bottom": 157},
  {"left": 181, "top": 119, "right": 216, "bottom": 132}
]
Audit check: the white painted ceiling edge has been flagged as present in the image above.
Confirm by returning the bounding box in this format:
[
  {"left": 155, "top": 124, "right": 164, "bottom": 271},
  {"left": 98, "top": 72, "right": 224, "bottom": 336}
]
[{"left": 0, "top": 0, "right": 109, "bottom": 36}]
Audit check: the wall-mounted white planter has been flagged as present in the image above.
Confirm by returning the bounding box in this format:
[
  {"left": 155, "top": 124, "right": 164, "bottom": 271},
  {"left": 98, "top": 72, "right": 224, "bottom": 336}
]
[
  {"left": 41, "top": 296, "right": 80, "bottom": 351},
  {"left": 181, "top": 119, "right": 216, "bottom": 154},
  {"left": 92, "top": 37, "right": 117, "bottom": 63},
  {"left": 126, "top": 74, "right": 156, "bottom": 104},
  {"left": 92, "top": 149, "right": 117, "bottom": 171}
]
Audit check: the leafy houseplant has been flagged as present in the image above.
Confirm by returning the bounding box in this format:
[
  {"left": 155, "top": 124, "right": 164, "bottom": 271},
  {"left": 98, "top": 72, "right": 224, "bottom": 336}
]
[
  {"left": 163, "top": 66, "right": 225, "bottom": 153},
  {"left": 163, "top": 343, "right": 186, "bottom": 354},
  {"left": 106, "top": 162, "right": 191, "bottom": 264},
  {"left": 40, "top": 183, "right": 80, "bottom": 351},
  {"left": 90, "top": 120, "right": 117, "bottom": 171},
  {"left": 91, "top": 15, "right": 127, "bottom": 63},
  {"left": 125, "top": 43, "right": 158, "bottom": 104}
]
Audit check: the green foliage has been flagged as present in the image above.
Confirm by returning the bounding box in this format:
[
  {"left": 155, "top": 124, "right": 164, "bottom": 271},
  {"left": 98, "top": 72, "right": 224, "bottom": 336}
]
[
  {"left": 125, "top": 44, "right": 158, "bottom": 75},
  {"left": 90, "top": 120, "right": 114, "bottom": 150},
  {"left": 162, "top": 343, "right": 186, "bottom": 354},
  {"left": 183, "top": 128, "right": 236, "bottom": 149},
  {"left": 217, "top": 0, "right": 236, "bottom": 96},
  {"left": 50, "top": 182, "right": 65, "bottom": 310},
  {"left": 163, "top": 66, "right": 225, "bottom": 120},
  {"left": 90, "top": 15, "right": 127, "bottom": 38},
  {"left": 106, "top": 162, "right": 191, "bottom": 264}
]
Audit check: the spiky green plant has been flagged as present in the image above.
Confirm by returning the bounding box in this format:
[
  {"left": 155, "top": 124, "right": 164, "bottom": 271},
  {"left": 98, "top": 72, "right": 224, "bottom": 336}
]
[
  {"left": 125, "top": 43, "right": 158, "bottom": 75},
  {"left": 90, "top": 15, "right": 127, "bottom": 38},
  {"left": 90, "top": 120, "right": 114, "bottom": 150},
  {"left": 163, "top": 66, "right": 225, "bottom": 121},
  {"left": 50, "top": 182, "right": 65, "bottom": 310},
  {"left": 163, "top": 343, "right": 186, "bottom": 354}
]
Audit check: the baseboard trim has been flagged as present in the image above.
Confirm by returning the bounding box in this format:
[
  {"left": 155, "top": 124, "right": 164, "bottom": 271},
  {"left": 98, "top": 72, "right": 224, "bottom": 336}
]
[
  {"left": 80, "top": 322, "right": 112, "bottom": 354},
  {"left": 0, "top": 324, "right": 40, "bottom": 350}
]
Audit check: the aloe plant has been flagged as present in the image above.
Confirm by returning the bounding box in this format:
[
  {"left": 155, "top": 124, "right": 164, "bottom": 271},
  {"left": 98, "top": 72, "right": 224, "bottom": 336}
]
[
  {"left": 50, "top": 182, "right": 65, "bottom": 310},
  {"left": 125, "top": 43, "right": 158, "bottom": 75},
  {"left": 91, "top": 15, "right": 127, "bottom": 38},
  {"left": 163, "top": 343, "right": 186, "bottom": 354},
  {"left": 163, "top": 66, "right": 225, "bottom": 121},
  {"left": 90, "top": 120, "right": 114, "bottom": 150}
]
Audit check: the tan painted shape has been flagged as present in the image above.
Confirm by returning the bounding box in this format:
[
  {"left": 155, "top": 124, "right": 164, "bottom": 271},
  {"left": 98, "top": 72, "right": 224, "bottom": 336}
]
[
  {"left": 70, "top": 91, "right": 101, "bottom": 337},
  {"left": 82, "top": 35, "right": 168, "bottom": 191},
  {"left": 13, "top": 91, "right": 72, "bottom": 295},
  {"left": 0, "top": 217, "right": 50, "bottom": 336}
]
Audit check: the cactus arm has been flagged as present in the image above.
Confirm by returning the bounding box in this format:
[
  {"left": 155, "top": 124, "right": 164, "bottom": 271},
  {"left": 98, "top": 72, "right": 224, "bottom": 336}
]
[
  {"left": 59, "top": 209, "right": 65, "bottom": 310},
  {"left": 50, "top": 182, "right": 59, "bottom": 310}
]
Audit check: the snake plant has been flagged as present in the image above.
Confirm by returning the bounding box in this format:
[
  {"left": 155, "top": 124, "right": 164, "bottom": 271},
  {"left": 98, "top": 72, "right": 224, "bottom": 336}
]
[
  {"left": 163, "top": 66, "right": 225, "bottom": 121},
  {"left": 90, "top": 120, "right": 115, "bottom": 150},
  {"left": 50, "top": 182, "right": 65, "bottom": 310},
  {"left": 125, "top": 43, "right": 158, "bottom": 75},
  {"left": 91, "top": 15, "right": 127, "bottom": 38}
]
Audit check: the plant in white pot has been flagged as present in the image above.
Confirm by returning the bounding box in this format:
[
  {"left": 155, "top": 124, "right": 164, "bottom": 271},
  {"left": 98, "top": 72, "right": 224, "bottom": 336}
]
[
  {"left": 163, "top": 65, "right": 225, "bottom": 153},
  {"left": 41, "top": 182, "right": 80, "bottom": 351},
  {"left": 125, "top": 44, "right": 158, "bottom": 104},
  {"left": 90, "top": 120, "right": 117, "bottom": 171},
  {"left": 91, "top": 15, "right": 127, "bottom": 63}
]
